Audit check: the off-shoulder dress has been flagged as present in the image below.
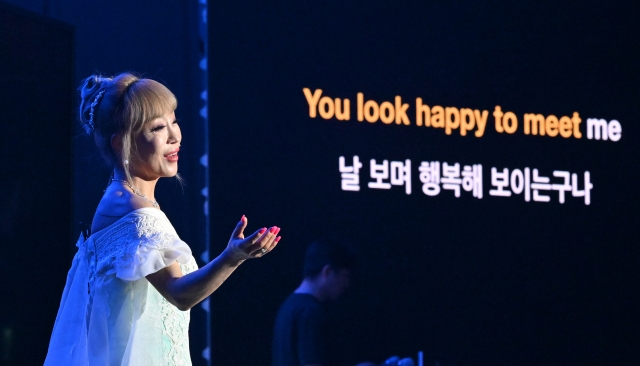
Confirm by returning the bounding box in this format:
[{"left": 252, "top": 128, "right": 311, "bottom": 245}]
[{"left": 45, "top": 208, "right": 198, "bottom": 366}]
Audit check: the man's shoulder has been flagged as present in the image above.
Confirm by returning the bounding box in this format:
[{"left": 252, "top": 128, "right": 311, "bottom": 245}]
[
  {"left": 287, "top": 292, "right": 322, "bottom": 306},
  {"left": 278, "top": 293, "right": 325, "bottom": 317}
]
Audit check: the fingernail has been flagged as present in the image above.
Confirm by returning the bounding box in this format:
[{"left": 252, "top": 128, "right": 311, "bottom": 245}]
[
  {"left": 269, "top": 227, "right": 276, "bottom": 234},
  {"left": 259, "top": 228, "right": 267, "bottom": 234},
  {"left": 275, "top": 236, "right": 281, "bottom": 243},
  {"left": 274, "top": 227, "right": 281, "bottom": 235},
  {"left": 241, "top": 215, "right": 245, "bottom": 221}
]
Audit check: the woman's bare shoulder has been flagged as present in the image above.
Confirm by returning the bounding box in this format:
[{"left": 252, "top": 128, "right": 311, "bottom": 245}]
[{"left": 91, "top": 186, "right": 148, "bottom": 233}]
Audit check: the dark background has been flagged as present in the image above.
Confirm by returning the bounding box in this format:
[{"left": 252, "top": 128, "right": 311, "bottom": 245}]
[
  {"left": 0, "top": 5, "right": 73, "bottom": 365},
  {"left": 1, "top": 1, "right": 639, "bottom": 365},
  {"left": 208, "top": 1, "right": 639, "bottom": 365}
]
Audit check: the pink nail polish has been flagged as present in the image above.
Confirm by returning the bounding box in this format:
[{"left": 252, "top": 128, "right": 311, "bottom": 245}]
[
  {"left": 275, "top": 236, "right": 281, "bottom": 243},
  {"left": 241, "top": 215, "right": 245, "bottom": 221},
  {"left": 274, "top": 227, "right": 281, "bottom": 235},
  {"left": 269, "top": 227, "right": 276, "bottom": 234},
  {"left": 259, "top": 228, "right": 267, "bottom": 234}
]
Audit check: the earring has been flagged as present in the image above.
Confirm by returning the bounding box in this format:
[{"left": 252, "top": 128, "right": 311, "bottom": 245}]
[{"left": 124, "top": 159, "right": 129, "bottom": 165}]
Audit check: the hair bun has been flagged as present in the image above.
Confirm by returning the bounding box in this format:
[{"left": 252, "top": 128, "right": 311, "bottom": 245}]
[
  {"left": 80, "top": 75, "right": 103, "bottom": 97},
  {"left": 79, "top": 75, "right": 111, "bottom": 134}
]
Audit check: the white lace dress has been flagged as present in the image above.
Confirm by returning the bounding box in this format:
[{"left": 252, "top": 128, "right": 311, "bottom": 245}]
[{"left": 45, "top": 208, "right": 198, "bottom": 366}]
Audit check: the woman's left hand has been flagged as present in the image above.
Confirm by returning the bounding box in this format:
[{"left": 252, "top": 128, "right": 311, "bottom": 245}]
[{"left": 223, "top": 215, "right": 281, "bottom": 264}]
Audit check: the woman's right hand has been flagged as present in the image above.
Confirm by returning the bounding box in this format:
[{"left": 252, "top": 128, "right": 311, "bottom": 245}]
[
  {"left": 223, "top": 215, "right": 281, "bottom": 265},
  {"left": 148, "top": 215, "right": 281, "bottom": 310}
]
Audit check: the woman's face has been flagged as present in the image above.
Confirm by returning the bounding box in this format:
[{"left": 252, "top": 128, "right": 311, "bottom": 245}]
[{"left": 132, "top": 110, "right": 181, "bottom": 180}]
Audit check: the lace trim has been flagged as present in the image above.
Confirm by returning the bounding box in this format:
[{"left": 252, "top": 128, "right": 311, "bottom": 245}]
[
  {"left": 92, "top": 214, "right": 180, "bottom": 275},
  {"left": 161, "top": 260, "right": 197, "bottom": 365}
]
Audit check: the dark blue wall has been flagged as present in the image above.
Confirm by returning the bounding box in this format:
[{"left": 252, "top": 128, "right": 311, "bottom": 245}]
[{"left": 208, "top": 1, "right": 640, "bottom": 365}]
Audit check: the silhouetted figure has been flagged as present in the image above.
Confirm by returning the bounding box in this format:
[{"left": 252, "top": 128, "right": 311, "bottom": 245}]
[{"left": 272, "top": 238, "right": 374, "bottom": 366}]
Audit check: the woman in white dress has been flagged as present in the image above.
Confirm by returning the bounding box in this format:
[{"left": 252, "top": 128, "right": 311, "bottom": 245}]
[{"left": 44, "top": 72, "right": 281, "bottom": 365}]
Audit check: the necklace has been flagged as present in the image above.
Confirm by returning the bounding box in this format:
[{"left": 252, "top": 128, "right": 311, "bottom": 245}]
[{"left": 110, "top": 178, "right": 159, "bottom": 209}]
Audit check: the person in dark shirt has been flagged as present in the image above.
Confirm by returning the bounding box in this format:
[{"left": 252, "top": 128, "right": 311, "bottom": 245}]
[{"left": 272, "top": 238, "right": 375, "bottom": 366}]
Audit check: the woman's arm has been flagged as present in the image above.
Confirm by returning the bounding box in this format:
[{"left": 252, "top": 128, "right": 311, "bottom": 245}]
[{"left": 146, "top": 216, "right": 281, "bottom": 311}]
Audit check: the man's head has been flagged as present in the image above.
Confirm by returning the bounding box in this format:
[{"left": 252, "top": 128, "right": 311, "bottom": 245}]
[{"left": 303, "top": 238, "right": 357, "bottom": 301}]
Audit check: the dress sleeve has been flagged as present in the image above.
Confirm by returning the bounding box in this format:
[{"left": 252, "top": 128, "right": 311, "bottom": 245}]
[{"left": 112, "top": 215, "right": 194, "bottom": 281}]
